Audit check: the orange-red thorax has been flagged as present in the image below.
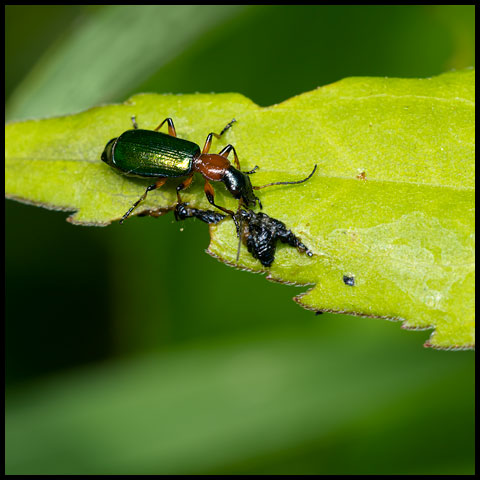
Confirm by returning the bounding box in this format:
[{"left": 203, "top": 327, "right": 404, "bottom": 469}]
[{"left": 193, "top": 154, "right": 230, "bottom": 181}]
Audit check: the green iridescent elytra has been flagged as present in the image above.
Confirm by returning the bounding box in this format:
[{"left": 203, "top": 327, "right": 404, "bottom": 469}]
[{"left": 106, "top": 129, "right": 201, "bottom": 177}]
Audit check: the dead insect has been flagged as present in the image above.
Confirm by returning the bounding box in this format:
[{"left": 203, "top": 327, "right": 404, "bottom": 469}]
[
  {"left": 235, "top": 209, "right": 313, "bottom": 267},
  {"left": 173, "top": 202, "right": 226, "bottom": 224},
  {"left": 173, "top": 203, "right": 313, "bottom": 268}
]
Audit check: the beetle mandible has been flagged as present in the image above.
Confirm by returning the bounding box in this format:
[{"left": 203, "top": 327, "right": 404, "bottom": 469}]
[{"left": 101, "top": 116, "right": 317, "bottom": 223}]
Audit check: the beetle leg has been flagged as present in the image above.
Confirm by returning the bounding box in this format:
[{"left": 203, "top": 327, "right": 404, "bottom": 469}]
[
  {"left": 218, "top": 146, "right": 258, "bottom": 174},
  {"left": 218, "top": 144, "right": 242, "bottom": 170},
  {"left": 120, "top": 178, "right": 167, "bottom": 224},
  {"left": 202, "top": 134, "right": 215, "bottom": 154},
  {"left": 175, "top": 173, "right": 194, "bottom": 203},
  {"left": 243, "top": 165, "right": 259, "bottom": 175},
  {"left": 204, "top": 179, "right": 241, "bottom": 235},
  {"left": 131, "top": 116, "right": 139, "bottom": 129},
  {"left": 154, "top": 118, "right": 177, "bottom": 137},
  {"left": 201, "top": 119, "right": 236, "bottom": 154},
  {"left": 203, "top": 179, "right": 235, "bottom": 216},
  {"left": 219, "top": 118, "right": 236, "bottom": 136}
]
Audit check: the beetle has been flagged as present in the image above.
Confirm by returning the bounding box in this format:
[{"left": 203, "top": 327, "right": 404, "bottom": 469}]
[{"left": 101, "top": 116, "right": 317, "bottom": 223}]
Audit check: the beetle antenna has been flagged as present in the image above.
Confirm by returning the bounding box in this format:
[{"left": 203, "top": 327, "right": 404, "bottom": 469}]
[{"left": 253, "top": 164, "right": 317, "bottom": 190}]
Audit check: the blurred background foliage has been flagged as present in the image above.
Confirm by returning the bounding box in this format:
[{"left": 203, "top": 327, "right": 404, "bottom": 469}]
[{"left": 5, "top": 5, "right": 475, "bottom": 475}]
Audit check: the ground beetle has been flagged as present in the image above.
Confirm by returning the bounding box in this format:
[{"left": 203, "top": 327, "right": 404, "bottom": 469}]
[{"left": 101, "top": 116, "right": 317, "bottom": 223}]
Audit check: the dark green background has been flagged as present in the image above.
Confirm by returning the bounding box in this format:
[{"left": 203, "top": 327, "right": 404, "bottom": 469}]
[{"left": 5, "top": 5, "right": 475, "bottom": 475}]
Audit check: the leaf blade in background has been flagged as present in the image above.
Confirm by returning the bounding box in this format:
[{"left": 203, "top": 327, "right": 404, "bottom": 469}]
[
  {"left": 4, "top": 322, "right": 474, "bottom": 475},
  {"left": 6, "top": 5, "right": 245, "bottom": 121},
  {"left": 5, "top": 70, "right": 475, "bottom": 349}
]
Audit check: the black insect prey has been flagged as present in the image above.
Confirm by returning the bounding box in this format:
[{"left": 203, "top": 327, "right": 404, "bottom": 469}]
[{"left": 174, "top": 203, "right": 313, "bottom": 268}]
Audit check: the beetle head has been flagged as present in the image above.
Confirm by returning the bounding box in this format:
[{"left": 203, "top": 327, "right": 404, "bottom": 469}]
[
  {"left": 101, "top": 138, "right": 117, "bottom": 166},
  {"left": 223, "top": 166, "right": 259, "bottom": 208}
]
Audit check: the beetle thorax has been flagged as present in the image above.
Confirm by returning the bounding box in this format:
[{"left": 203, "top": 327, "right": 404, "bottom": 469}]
[{"left": 193, "top": 154, "right": 231, "bottom": 181}]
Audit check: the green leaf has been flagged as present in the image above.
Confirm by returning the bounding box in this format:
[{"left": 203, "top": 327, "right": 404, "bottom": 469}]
[{"left": 5, "top": 69, "right": 475, "bottom": 349}]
